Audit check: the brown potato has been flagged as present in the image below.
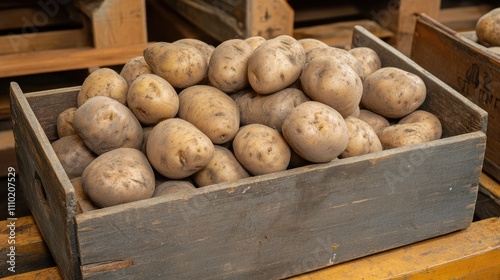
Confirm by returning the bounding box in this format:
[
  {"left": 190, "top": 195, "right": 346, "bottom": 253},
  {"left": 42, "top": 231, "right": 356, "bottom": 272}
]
[
  {"left": 153, "top": 180, "right": 196, "bottom": 197},
  {"left": 245, "top": 36, "right": 266, "bottom": 50},
  {"left": 234, "top": 87, "right": 309, "bottom": 132},
  {"left": 78, "top": 68, "right": 129, "bottom": 107},
  {"left": 379, "top": 110, "right": 442, "bottom": 149},
  {"left": 281, "top": 101, "right": 348, "bottom": 163},
  {"left": 52, "top": 134, "right": 97, "bottom": 179},
  {"left": 232, "top": 124, "right": 291, "bottom": 175},
  {"left": 73, "top": 96, "right": 143, "bottom": 155},
  {"left": 193, "top": 145, "right": 250, "bottom": 187},
  {"left": 56, "top": 107, "right": 77, "bottom": 138},
  {"left": 298, "top": 38, "right": 329, "bottom": 52},
  {"left": 82, "top": 147, "right": 155, "bottom": 208},
  {"left": 127, "top": 74, "right": 179, "bottom": 125},
  {"left": 305, "top": 46, "right": 365, "bottom": 80},
  {"left": 146, "top": 118, "right": 215, "bottom": 179},
  {"left": 120, "top": 56, "right": 153, "bottom": 86},
  {"left": 361, "top": 67, "right": 426, "bottom": 119},
  {"left": 208, "top": 39, "right": 253, "bottom": 93},
  {"left": 178, "top": 85, "right": 240, "bottom": 144},
  {"left": 247, "top": 35, "right": 306, "bottom": 94},
  {"left": 300, "top": 56, "right": 363, "bottom": 117},
  {"left": 357, "top": 109, "right": 390, "bottom": 136},
  {"left": 341, "top": 117, "right": 382, "bottom": 158},
  {"left": 348, "top": 47, "right": 382, "bottom": 77},
  {"left": 71, "top": 177, "right": 97, "bottom": 213},
  {"left": 476, "top": 8, "right": 500, "bottom": 47},
  {"left": 143, "top": 42, "right": 207, "bottom": 89},
  {"left": 173, "top": 38, "right": 215, "bottom": 65}
]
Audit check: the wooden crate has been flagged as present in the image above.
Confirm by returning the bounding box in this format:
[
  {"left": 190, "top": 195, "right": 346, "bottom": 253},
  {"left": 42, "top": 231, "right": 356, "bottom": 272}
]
[
  {"left": 411, "top": 13, "right": 500, "bottom": 183},
  {"left": 10, "top": 26, "right": 487, "bottom": 280},
  {"left": 0, "top": 0, "right": 148, "bottom": 78}
]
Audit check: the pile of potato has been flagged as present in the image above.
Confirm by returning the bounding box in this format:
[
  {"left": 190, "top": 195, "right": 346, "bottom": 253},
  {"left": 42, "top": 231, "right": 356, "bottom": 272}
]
[
  {"left": 475, "top": 7, "right": 500, "bottom": 55},
  {"left": 51, "top": 35, "right": 442, "bottom": 211}
]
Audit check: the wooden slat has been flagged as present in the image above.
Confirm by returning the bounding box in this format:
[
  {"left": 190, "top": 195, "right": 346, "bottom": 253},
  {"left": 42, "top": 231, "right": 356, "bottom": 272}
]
[
  {"left": 0, "top": 130, "right": 16, "bottom": 177},
  {"left": 2, "top": 267, "right": 62, "bottom": 280},
  {"left": 0, "top": 6, "right": 78, "bottom": 31},
  {"left": 438, "top": 4, "right": 494, "bottom": 32},
  {"left": 292, "top": 217, "right": 500, "bottom": 279},
  {"left": 0, "top": 43, "right": 150, "bottom": 78},
  {"left": 0, "top": 29, "right": 91, "bottom": 55}
]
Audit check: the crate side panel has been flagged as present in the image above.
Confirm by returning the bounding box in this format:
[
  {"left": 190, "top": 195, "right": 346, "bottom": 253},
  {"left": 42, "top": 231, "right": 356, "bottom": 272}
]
[
  {"left": 411, "top": 14, "right": 500, "bottom": 181},
  {"left": 75, "top": 133, "right": 485, "bottom": 280},
  {"left": 352, "top": 25, "right": 487, "bottom": 138},
  {"left": 10, "top": 83, "right": 81, "bottom": 280}
]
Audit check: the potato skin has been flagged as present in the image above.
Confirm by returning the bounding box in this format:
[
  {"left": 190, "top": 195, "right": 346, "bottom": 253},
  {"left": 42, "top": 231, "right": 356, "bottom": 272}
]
[
  {"left": 357, "top": 109, "right": 390, "bottom": 136},
  {"left": 348, "top": 47, "right": 382, "bottom": 77},
  {"left": 232, "top": 124, "right": 291, "bottom": 175},
  {"left": 298, "top": 38, "right": 329, "bottom": 52},
  {"left": 208, "top": 39, "right": 253, "bottom": 93},
  {"left": 193, "top": 145, "right": 250, "bottom": 187},
  {"left": 144, "top": 42, "right": 207, "bottom": 89},
  {"left": 173, "top": 38, "right": 215, "bottom": 65},
  {"left": 71, "top": 177, "right": 97, "bottom": 213},
  {"left": 146, "top": 118, "right": 215, "bottom": 179},
  {"left": 52, "top": 134, "right": 97, "bottom": 179},
  {"left": 245, "top": 36, "right": 266, "bottom": 50},
  {"left": 361, "top": 67, "right": 426, "bottom": 119},
  {"left": 56, "top": 107, "right": 77, "bottom": 138},
  {"left": 341, "top": 117, "right": 382, "bottom": 158},
  {"left": 234, "top": 87, "right": 309, "bottom": 132},
  {"left": 178, "top": 85, "right": 240, "bottom": 144},
  {"left": 300, "top": 56, "right": 363, "bottom": 117},
  {"left": 77, "top": 68, "right": 128, "bottom": 106},
  {"left": 379, "top": 110, "right": 442, "bottom": 149},
  {"left": 73, "top": 96, "right": 143, "bottom": 155},
  {"left": 305, "top": 46, "right": 365, "bottom": 80},
  {"left": 476, "top": 8, "right": 500, "bottom": 47},
  {"left": 247, "top": 35, "right": 306, "bottom": 94},
  {"left": 120, "top": 56, "right": 153, "bottom": 86},
  {"left": 281, "top": 101, "right": 349, "bottom": 163},
  {"left": 153, "top": 180, "right": 196, "bottom": 197},
  {"left": 82, "top": 148, "right": 155, "bottom": 208},
  {"left": 127, "top": 74, "right": 179, "bottom": 125}
]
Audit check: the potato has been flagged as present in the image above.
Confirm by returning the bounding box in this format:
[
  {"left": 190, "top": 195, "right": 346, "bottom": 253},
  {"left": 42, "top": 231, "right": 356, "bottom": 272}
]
[
  {"left": 127, "top": 74, "right": 179, "bottom": 125},
  {"left": 52, "top": 134, "right": 97, "bottom": 179},
  {"left": 193, "top": 145, "right": 250, "bottom": 187},
  {"left": 305, "top": 46, "right": 365, "bottom": 80},
  {"left": 82, "top": 147, "right": 155, "bottom": 208},
  {"left": 341, "top": 117, "right": 383, "bottom": 158},
  {"left": 298, "top": 38, "right": 329, "bottom": 52},
  {"left": 348, "top": 47, "right": 382, "bottom": 77},
  {"left": 379, "top": 110, "right": 442, "bottom": 149},
  {"left": 173, "top": 38, "right": 215, "bottom": 65},
  {"left": 143, "top": 42, "right": 207, "bottom": 89},
  {"left": 300, "top": 56, "right": 363, "bottom": 117},
  {"left": 247, "top": 35, "right": 306, "bottom": 94},
  {"left": 476, "top": 8, "right": 500, "bottom": 47},
  {"left": 73, "top": 96, "right": 143, "bottom": 155},
  {"left": 77, "top": 68, "right": 128, "bottom": 106},
  {"left": 141, "top": 126, "right": 153, "bottom": 155},
  {"left": 120, "top": 56, "right": 153, "bottom": 86},
  {"left": 245, "top": 36, "right": 266, "bottom": 50},
  {"left": 232, "top": 124, "right": 291, "bottom": 175},
  {"left": 71, "top": 177, "right": 97, "bottom": 213},
  {"left": 56, "top": 107, "right": 77, "bottom": 138},
  {"left": 281, "top": 101, "right": 348, "bottom": 163},
  {"left": 357, "top": 109, "right": 390, "bottom": 136},
  {"left": 153, "top": 180, "right": 196, "bottom": 197},
  {"left": 178, "top": 85, "right": 240, "bottom": 144},
  {"left": 361, "top": 67, "right": 426, "bottom": 119},
  {"left": 234, "top": 87, "right": 309, "bottom": 132},
  {"left": 208, "top": 39, "right": 253, "bottom": 93},
  {"left": 146, "top": 118, "right": 215, "bottom": 179}
]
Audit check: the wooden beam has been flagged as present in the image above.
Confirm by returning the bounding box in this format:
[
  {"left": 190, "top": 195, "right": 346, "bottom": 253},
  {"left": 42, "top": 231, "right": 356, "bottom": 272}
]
[{"left": 0, "top": 130, "right": 16, "bottom": 177}]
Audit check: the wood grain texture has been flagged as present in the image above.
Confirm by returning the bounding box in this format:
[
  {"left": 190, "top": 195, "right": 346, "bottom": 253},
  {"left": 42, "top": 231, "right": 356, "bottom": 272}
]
[
  {"left": 10, "top": 83, "right": 80, "bottom": 280},
  {"left": 411, "top": 13, "right": 500, "bottom": 182},
  {"left": 0, "top": 130, "right": 16, "bottom": 177},
  {"left": 2, "top": 267, "right": 62, "bottom": 280}
]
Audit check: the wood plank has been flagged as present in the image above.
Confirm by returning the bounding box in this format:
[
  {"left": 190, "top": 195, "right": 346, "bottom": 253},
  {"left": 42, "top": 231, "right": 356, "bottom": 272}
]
[
  {"left": 246, "top": 0, "right": 294, "bottom": 38},
  {"left": 0, "top": 43, "right": 150, "bottom": 78},
  {"left": 0, "top": 130, "right": 16, "bottom": 177},
  {"left": 0, "top": 29, "right": 91, "bottom": 55},
  {"left": 9, "top": 83, "right": 80, "bottom": 280},
  {"left": 439, "top": 4, "right": 494, "bottom": 32},
  {"left": 0, "top": 216, "right": 56, "bottom": 276},
  {"left": 74, "top": 0, "right": 147, "bottom": 48},
  {"left": 0, "top": 6, "right": 78, "bottom": 31},
  {"left": 2, "top": 267, "right": 62, "bottom": 280},
  {"left": 292, "top": 217, "right": 500, "bottom": 279}
]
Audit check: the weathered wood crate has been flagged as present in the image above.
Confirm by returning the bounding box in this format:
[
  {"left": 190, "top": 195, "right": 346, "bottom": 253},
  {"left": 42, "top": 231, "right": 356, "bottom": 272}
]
[
  {"left": 0, "top": 0, "right": 148, "bottom": 78},
  {"left": 10, "top": 26, "right": 487, "bottom": 280},
  {"left": 411, "top": 13, "right": 500, "bottom": 183}
]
